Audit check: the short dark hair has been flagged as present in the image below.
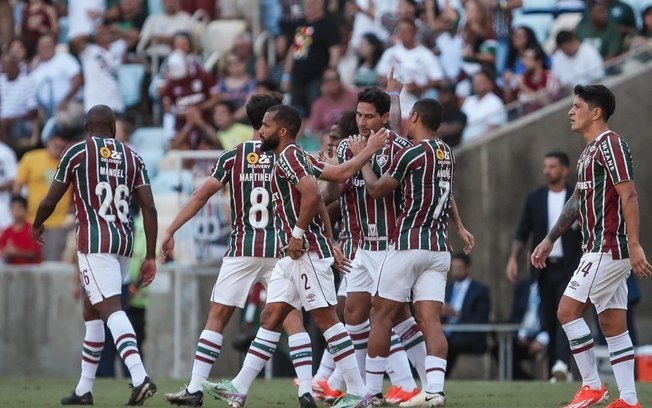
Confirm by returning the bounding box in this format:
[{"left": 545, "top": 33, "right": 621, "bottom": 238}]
[
  {"left": 10, "top": 195, "right": 27, "bottom": 208},
  {"left": 545, "top": 151, "right": 570, "bottom": 167},
  {"left": 574, "top": 84, "right": 616, "bottom": 121},
  {"left": 246, "top": 92, "right": 285, "bottom": 129},
  {"left": 452, "top": 252, "right": 471, "bottom": 266},
  {"left": 357, "top": 87, "right": 391, "bottom": 116},
  {"left": 337, "top": 110, "right": 358, "bottom": 139},
  {"left": 412, "top": 98, "right": 443, "bottom": 132},
  {"left": 555, "top": 30, "right": 575, "bottom": 47},
  {"left": 267, "top": 105, "right": 302, "bottom": 139},
  {"left": 216, "top": 100, "right": 237, "bottom": 114}
]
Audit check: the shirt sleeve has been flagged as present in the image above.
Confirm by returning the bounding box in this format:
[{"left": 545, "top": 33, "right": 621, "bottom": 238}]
[
  {"left": 336, "top": 139, "right": 352, "bottom": 165},
  {"left": 53, "top": 144, "right": 82, "bottom": 184},
  {"left": 278, "top": 148, "right": 311, "bottom": 186},
  {"left": 211, "top": 147, "right": 237, "bottom": 183},
  {"left": 307, "top": 153, "right": 326, "bottom": 179},
  {"left": 387, "top": 146, "right": 415, "bottom": 183},
  {"left": 599, "top": 134, "right": 633, "bottom": 184},
  {"left": 133, "top": 153, "right": 151, "bottom": 188}
]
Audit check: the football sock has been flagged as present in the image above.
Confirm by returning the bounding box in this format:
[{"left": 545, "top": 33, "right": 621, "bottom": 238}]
[
  {"left": 562, "top": 318, "right": 601, "bottom": 390},
  {"left": 188, "top": 330, "right": 223, "bottom": 393},
  {"left": 325, "top": 323, "right": 367, "bottom": 397},
  {"left": 387, "top": 333, "right": 417, "bottom": 390},
  {"left": 75, "top": 319, "right": 104, "bottom": 396},
  {"left": 606, "top": 331, "right": 637, "bottom": 405},
  {"left": 346, "top": 320, "right": 370, "bottom": 377},
  {"left": 315, "top": 349, "right": 336, "bottom": 380},
  {"left": 425, "top": 355, "right": 447, "bottom": 394},
  {"left": 288, "top": 332, "right": 313, "bottom": 396},
  {"left": 107, "top": 311, "right": 148, "bottom": 387},
  {"left": 394, "top": 317, "right": 427, "bottom": 385},
  {"left": 327, "top": 366, "right": 345, "bottom": 391},
  {"left": 232, "top": 328, "right": 280, "bottom": 395},
  {"left": 365, "top": 356, "right": 386, "bottom": 396}
]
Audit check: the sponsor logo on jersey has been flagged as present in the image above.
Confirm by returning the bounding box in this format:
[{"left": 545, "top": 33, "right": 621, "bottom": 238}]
[
  {"left": 247, "top": 152, "right": 259, "bottom": 164},
  {"left": 569, "top": 280, "right": 580, "bottom": 290},
  {"left": 577, "top": 181, "right": 593, "bottom": 190},
  {"left": 436, "top": 148, "right": 451, "bottom": 161},
  {"left": 437, "top": 168, "right": 451, "bottom": 180},
  {"left": 99, "top": 147, "right": 122, "bottom": 163},
  {"left": 100, "top": 147, "right": 111, "bottom": 158},
  {"left": 246, "top": 152, "right": 272, "bottom": 168}
]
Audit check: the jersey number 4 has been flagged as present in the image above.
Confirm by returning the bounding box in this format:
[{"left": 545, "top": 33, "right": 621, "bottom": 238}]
[{"left": 96, "top": 181, "right": 130, "bottom": 223}]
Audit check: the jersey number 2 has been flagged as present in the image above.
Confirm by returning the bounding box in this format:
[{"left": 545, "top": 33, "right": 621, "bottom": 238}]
[
  {"left": 96, "top": 181, "right": 130, "bottom": 223},
  {"left": 249, "top": 187, "right": 270, "bottom": 228}
]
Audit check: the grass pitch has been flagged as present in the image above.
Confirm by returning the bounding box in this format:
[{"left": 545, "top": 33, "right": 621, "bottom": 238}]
[{"left": 1, "top": 378, "right": 651, "bottom": 407}]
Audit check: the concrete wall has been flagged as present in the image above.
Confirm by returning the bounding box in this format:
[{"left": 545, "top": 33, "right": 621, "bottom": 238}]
[{"left": 453, "top": 63, "right": 652, "bottom": 339}]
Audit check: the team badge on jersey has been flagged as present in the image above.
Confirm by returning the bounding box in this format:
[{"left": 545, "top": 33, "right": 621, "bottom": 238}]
[{"left": 376, "top": 154, "right": 388, "bottom": 167}]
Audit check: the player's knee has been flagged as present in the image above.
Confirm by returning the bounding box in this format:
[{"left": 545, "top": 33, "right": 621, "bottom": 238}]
[
  {"left": 282, "top": 310, "right": 305, "bottom": 335},
  {"left": 206, "top": 303, "right": 235, "bottom": 332},
  {"left": 311, "top": 309, "right": 339, "bottom": 332},
  {"left": 260, "top": 306, "right": 284, "bottom": 331}
]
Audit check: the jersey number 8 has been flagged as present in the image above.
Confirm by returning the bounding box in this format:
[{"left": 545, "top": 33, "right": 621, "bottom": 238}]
[
  {"left": 96, "top": 181, "right": 130, "bottom": 223},
  {"left": 249, "top": 187, "right": 270, "bottom": 228}
]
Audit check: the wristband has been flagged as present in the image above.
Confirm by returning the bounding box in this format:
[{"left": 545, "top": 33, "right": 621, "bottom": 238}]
[
  {"left": 292, "top": 226, "right": 305, "bottom": 239},
  {"left": 387, "top": 91, "right": 400, "bottom": 96}
]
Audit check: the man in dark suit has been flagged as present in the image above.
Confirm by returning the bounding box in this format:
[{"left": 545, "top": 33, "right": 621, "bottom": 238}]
[
  {"left": 443, "top": 253, "right": 491, "bottom": 377},
  {"left": 506, "top": 151, "right": 583, "bottom": 382}
]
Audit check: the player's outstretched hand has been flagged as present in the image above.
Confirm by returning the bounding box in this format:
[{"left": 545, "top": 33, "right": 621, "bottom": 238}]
[
  {"left": 31, "top": 224, "right": 45, "bottom": 245},
  {"left": 629, "top": 243, "right": 652, "bottom": 278},
  {"left": 348, "top": 135, "right": 366, "bottom": 156},
  {"left": 138, "top": 259, "right": 157, "bottom": 288},
  {"left": 367, "top": 128, "right": 389, "bottom": 152},
  {"left": 457, "top": 226, "right": 475, "bottom": 254},
  {"left": 288, "top": 237, "right": 304, "bottom": 260},
  {"left": 386, "top": 65, "right": 403, "bottom": 95},
  {"left": 530, "top": 238, "right": 553, "bottom": 269},
  {"left": 159, "top": 232, "right": 175, "bottom": 263},
  {"left": 332, "top": 245, "right": 351, "bottom": 274}
]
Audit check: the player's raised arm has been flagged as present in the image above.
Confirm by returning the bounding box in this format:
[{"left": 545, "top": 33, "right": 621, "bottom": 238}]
[
  {"left": 317, "top": 130, "right": 389, "bottom": 183},
  {"left": 31, "top": 179, "right": 70, "bottom": 244},
  {"left": 159, "top": 177, "right": 225, "bottom": 262}
]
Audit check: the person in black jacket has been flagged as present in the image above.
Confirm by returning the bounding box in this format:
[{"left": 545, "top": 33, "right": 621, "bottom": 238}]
[
  {"left": 443, "top": 253, "right": 491, "bottom": 377},
  {"left": 505, "top": 151, "right": 583, "bottom": 382}
]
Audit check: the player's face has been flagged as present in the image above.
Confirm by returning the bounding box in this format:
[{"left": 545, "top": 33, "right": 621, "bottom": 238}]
[
  {"left": 356, "top": 102, "right": 388, "bottom": 137},
  {"left": 259, "top": 111, "right": 281, "bottom": 151},
  {"left": 568, "top": 95, "right": 595, "bottom": 133},
  {"left": 543, "top": 157, "right": 567, "bottom": 185},
  {"left": 328, "top": 124, "right": 342, "bottom": 157}
]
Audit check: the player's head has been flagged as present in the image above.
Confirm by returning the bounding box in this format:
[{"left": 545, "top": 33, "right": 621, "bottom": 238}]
[
  {"left": 246, "top": 92, "right": 285, "bottom": 130},
  {"left": 259, "top": 105, "right": 302, "bottom": 151},
  {"left": 570, "top": 84, "right": 615, "bottom": 132},
  {"left": 408, "top": 98, "right": 443, "bottom": 137},
  {"left": 10, "top": 195, "right": 28, "bottom": 223},
  {"left": 543, "top": 151, "right": 570, "bottom": 186},
  {"left": 85, "top": 104, "right": 117, "bottom": 138},
  {"left": 356, "top": 88, "right": 390, "bottom": 137},
  {"left": 451, "top": 252, "right": 472, "bottom": 281}
]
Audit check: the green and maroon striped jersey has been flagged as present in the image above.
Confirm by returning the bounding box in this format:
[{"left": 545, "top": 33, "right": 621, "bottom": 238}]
[
  {"left": 388, "top": 139, "right": 454, "bottom": 251},
  {"left": 272, "top": 144, "right": 333, "bottom": 258},
  {"left": 338, "top": 188, "right": 362, "bottom": 260},
  {"left": 53, "top": 137, "right": 149, "bottom": 256},
  {"left": 336, "top": 132, "right": 412, "bottom": 251},
  {"left": 211, "top": 140, "right": 277, "bottom": 257},
  {"left": 576, "top": 130, "right": 633, "bottom": 259}
]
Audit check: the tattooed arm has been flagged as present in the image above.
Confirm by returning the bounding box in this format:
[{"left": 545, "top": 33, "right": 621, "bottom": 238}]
[{"left": 531, "top": 188, "right": 580, "bottom": 269}]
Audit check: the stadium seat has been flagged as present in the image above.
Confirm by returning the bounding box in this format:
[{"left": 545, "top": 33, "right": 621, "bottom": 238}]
[
  {"left": 200, "top": 19, "right": 247, "bottom": 64},
  {"left": 150, "top": 169, "right": 194, "bottom": 196},
  {"left": 147, "top": 0, "right": 163, "bottom": 14},
  {"left": 511, "top": 13, "right": 555, "bottom": 45},
  {"left": 520, "top": 0, "right": 557, "bottom": 14},
  {"left": 118, "top": 64, "right": 147, "bottom": 109},
  {"left": 130, "top": 127, "right": 168, "bottom": 177}
]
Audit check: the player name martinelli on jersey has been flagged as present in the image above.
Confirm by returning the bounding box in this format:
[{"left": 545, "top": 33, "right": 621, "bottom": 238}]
[
  {"left": 99, "top": 167, "right": 125, "bottom": 178},
  {"left": 240, "top": 172, "right": 272, "bottom": 182}
]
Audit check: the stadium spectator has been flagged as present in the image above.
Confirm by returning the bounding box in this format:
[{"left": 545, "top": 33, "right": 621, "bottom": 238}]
[
  {"left": 575, "top": 0, "right": 623, "bottom": 61},
  {"left": 180, "top": 0, "right": 216, "bottom": 21},
  {"left": 67, "top": 0, "right": 105, "bottom": 41},
  {"left": 459, "top": 0, "right": 498, "bottom": 95},
  {"left": 281, "top": 0, "right": 342, "bottom": 117},
  {"left": 552, "top": 30, "right": 605, "bottom": 87},
  {"left": 161, "top": 50, "right": 217, "bottom": 148},
  {"left": 430, "top": 10, "right": 465, "bottom": 84},
  {"left": 436, "top": 81, "right": 466, "bottom": 148},
  {"left": 627, "top": 6, "right": 652, "bottom": 61},
  {"left": 29, "top": 33, "right": 84, "bottom": 127},
  {"left": 502, "top": 26, "right": 547, "bottom": 91},
  {"left": 603, "top": 0, "right": 638, "bottom": 38},
  {"left": 346, "top": 0, "right": 391, "bottom": 51},
  {"left": 71, "top": 27, "right": 126, "bottom": 114},
  {"left": 13, "top": 132, "right": 72, "bottom": 261},
  {"left": 0, "top": 54, "right": 38, "bottom": 149},
  {"left": 506, "top": 151, "right": 582, "bottom": 382},
  {"left": 423, "top": 0, "right": 461, "bottom": 39},
  {"left": 104, "top": 0, "right": 148, "bottom": 54},
  {"left": 503, "top": 47, "right": 561, "bottom": 114},
  {"left": 376, "top": 19, "right": 444, "bottom": 119},
  {"left": 19, "top": 0, "right": 58, "bottom": 52},
  {"left": 7, "top": 38, "right": 33, "bottom": 74},
  {"left": 443, "top": 253, "right": 491, "bottom": 378},
  {"left": 353, "top": 33, "right": 385, "bottom": 89},
  {"left": 0, "top": 140, "right": 17, "bottom": 231},
  {"left": 136, "top": 0, "right": 196, "bottom": 70},
  {"left": 211, "top": 51, "right": 257, "bottom": 122},
  {"left": 308, "top": 68, "right": 358, "bottom": 137},
  {"left": 460, "top": 70, "right": 507, "bottom": 144},
  {"left": 485, "top": 0, "right": 523, "bottom": 74},
  {"left": 0, "top": 195, "right": 42, "bottom": 265},
  {"left": 381, "top": 0, "right": 437, "bottom": 49},
  {"left": 278, "top": 0, "right": 306, "bottom": 45}
]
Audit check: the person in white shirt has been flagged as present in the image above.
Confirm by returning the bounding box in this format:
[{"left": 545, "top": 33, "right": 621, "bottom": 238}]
[
  {"left": 376, "top": 18, "right": 444, "bottom": 118},
  {"left": 461, "top": 70, "right": 507, "bottom": 143},
  {"left": 0, "top": 55, "right": 38, "bottom": 144},
  {"left": 552, "top": 30, "right": 605, "bottom": 87},
  {"left": 136, "top": 0, "right": 195, "bottom": 65},
  {"left": 71, "top": 27, "right": 127, "bottom": 114},
  {"left": 67, "top": 0, "right": 106, "bottom": 41},
  {"left": 0, "top": 140, "right": 17, "bottom": 230},
  {"left": 29, "top": 33, "right": 83, "bottom": 127}
]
